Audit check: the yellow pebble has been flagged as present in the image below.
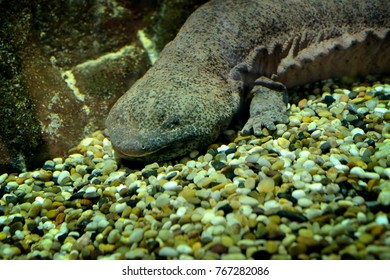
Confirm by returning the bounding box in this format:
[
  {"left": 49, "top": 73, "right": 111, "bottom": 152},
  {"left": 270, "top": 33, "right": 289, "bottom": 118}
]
[
  {"left": 98, "top": 243, "right": 116, "bottom": 253},
  {"left": 0, "top": 232, "right": 8, "bottom": 241}
]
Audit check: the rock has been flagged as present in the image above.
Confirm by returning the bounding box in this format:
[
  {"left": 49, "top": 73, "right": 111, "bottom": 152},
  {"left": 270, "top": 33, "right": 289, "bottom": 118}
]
[
  {"left": 257, "top": 177, "right": 275, "bottom": 193},
  {"left": 129, "top": 228, "right": 144, "bottom": 244},
  {"left": 158, "top": 246, "right": 178, "bottom": 258},
  {"left": 0, "top": 0, "right": 151, "bottom": 172}
]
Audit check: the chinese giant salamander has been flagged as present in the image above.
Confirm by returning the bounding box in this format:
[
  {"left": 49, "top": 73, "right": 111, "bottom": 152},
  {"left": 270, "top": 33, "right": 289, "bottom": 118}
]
[{"left": 106, "top": 0, "right": 390, "bottom": 162}]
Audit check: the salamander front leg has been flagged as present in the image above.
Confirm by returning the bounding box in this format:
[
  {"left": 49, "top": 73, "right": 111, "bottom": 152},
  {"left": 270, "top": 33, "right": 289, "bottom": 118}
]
[{"left": 241, "top": 77, "right": 289, "bottom": 136}]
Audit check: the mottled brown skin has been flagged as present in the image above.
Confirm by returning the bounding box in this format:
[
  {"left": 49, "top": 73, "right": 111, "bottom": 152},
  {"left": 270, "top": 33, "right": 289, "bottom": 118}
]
[{"left": 106, "top": 0, "right": 390, "bottom": 162}]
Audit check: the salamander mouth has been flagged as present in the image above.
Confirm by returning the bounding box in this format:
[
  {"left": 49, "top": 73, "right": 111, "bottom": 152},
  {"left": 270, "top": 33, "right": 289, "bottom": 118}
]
[
  {"left": 113, "top": 144, "right": 170, "bottom": 158},
  {"left": 112, "top": 137, "right": 201, "bottom": 162}
]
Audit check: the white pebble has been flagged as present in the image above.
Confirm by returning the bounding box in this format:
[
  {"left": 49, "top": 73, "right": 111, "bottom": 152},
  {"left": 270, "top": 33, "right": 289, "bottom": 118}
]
[
  {"left": 57, "top": 170, "right": 71, "bottom": 186},
  {"left": 329, "top": 155, "right": 341, "bottom": 166},
  {"left": 375, "top": 214, "right": 389, "bottom": 225},
  {"left": 34, "top": 196, "right": 44, "bottom": 204},
  {"left": 176, "top": 244, "right": 193, "bottom": 254},
  {"left": 383, "top": 168, "right": 390, "bottom": 179},
  {"left": 114, "top": 203, "right": 127, "bottom": 214},
  {"left": 378, "top": 191, "right": 390, "bottom": 206},
  {"left": 351, "top": 127, "right": 365, "bottom": 137},
  {"left": 240, "top": 205, "right": 253, "bottom": 216},
  {"left": 304, "top": 208, "right": 323, "bottom": 220},
  {"left": 85, "top": 186, "right": 96, "bottom": 193},
  {"left": 162, "top": 181, "right": 182, "bottom": 191},
  {"left": 334, "top": 164, "right": 349, "bottom": 171},
  {"left": 176, "top": 206, "right": 187, "bottom": 217},
  {"left": 159, "top": 247, "right": 178, "bottom": 257},
  {"left": 217, "top": 145, "right": 230, "bottom": 153},
  {"left": 350, "top": 166, "right": 380, "bottom": 179},
  {"left": 155, "top": 194, "right": 170, "bottom": 208},
  {"left": 239, "top": 195, "right": 259, "bottom": 206},
  {"left": 297, "top": 197, "right": 313, "bottom": 207},
  {"left": 306, "top": 183, "right": 323, "bottom": 192},
  {"left": 373, "top": 107, "right": 388, "bottom": 118},
  {"left": 357, "top": 212, "right": 367, "bottom": 223},
  {"left": 211, "top": 216, "right": 226, "bottom": 226},
  {"left": 292, "top": 189, "right": 306, "bottom": 199},
  {"left": 201, "top": 210, "right": 215, "bottom": 224},
  {"left": 129, "top": 228, "right": 144, "bottom": 244},
  {"left": 302, "top": 160, "right": 315, "bottom": 170},
  {"left": 307, "top": 122, "right": 317, "bottom": 131},
  {"left": 263, "top": 200, "right": 280, "bottom": 214},
  {"left": 0, "top": 173, "right": 8, "bottom": 184}
]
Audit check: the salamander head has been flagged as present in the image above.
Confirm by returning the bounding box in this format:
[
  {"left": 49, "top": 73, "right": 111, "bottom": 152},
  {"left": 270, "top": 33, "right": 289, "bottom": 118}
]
[{"left": 105, "top": 70, "right": 238, "bottom": 162}]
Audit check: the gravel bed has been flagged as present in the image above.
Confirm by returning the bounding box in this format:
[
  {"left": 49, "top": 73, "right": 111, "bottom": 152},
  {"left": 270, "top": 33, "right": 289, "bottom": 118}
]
[{"left": 1, "top": 76, "right": 390, "bottom": 260}]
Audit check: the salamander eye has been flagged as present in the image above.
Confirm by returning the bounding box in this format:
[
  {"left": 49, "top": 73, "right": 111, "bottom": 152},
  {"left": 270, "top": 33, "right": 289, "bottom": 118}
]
[{"left": 161, "top": 117, "right": 181, "bottom": 129}]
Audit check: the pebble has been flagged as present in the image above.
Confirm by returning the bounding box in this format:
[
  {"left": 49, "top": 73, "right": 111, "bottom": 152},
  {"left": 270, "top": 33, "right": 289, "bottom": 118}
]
[
  {"left": 297, "top": 197, "right": 313, "bottom": 208},
  {"left": 239, "top": 195, "right": 259, "bottom": 206},
  {"left": 159, "top": 247, "right": 178, "bottom": 258},
  {"left": 257, "top": 177, "right": 275, "bottom": 193},
  {"left": 350, "top": 166, "right": 380, "bottom": 180},
  {"left": 57, "top": 170, "right": 72, "bottom": 186},
  {"left": 129, "top": 228, "right": 144, "bottom": 244},
  {"left": 1, "top": 79, "right": 390, "bottom": 261},
  {"left": 162, "top": 181, "right": 182, "bottom": 191}
]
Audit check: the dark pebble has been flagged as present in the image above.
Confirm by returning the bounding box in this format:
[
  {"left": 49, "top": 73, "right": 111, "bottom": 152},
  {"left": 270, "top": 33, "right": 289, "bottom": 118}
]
[
  {"left": 224, "top": 147, "right": 237, "bottom": 154},
  {"left": 90, "top": 178, "right": 101, "bottom": 185},
  {"left": 91, "top": 169, "right": 103, "bottom": 177},
  {"left": 119, "top": 188, "right": 137, "bottom": 197},
  {"left": 146, "top": 240, "right": 160, "bottom": 252},
  {"left": 366, "top": 201, "right": 386, "bottom": 213},
  {"left": 42, "top": 163, "right": 55, "bottom": 171},
  {"left": 338, "top": 181, "right": 351, "bottom": 197},
  {"left": 277, "top": 193, "right": 297, "bottom": 204},
  {"left": 320, "top": 177, "right": 332, "bottom": 185},
  {"left": 166, "top": 171, "right": 178, "bottom": 180},
  {"left": 124, "top": 168, "right": 135, "bottom": 177},
  {"left": 0, "top": 186, "right": 9, "bottom": 198},
  {"left": 339, "top": 158, "right": 348, "bottom": 165},
  {"left": 378, "top": 93, "right": 390, "bottom": 100},
  {"left": 126, "top": 199, "right": 139, "bottom": 208},
  {"left": 210, "top": 243, "right": 229, "bottom": 254},
  {"left": 251, "top": 249, "right": 272, "bottom": 260},
  {"left": 347, "top": 104, "right": 359, "bottom": 114},
  {"left": 56, "top": 232, "right": 68, "bottom": 244},
  {"left": 11, "top": 215, "right": 25, "bottom": 224},
  {"left": 83, "top": 192, "right": 100, "bottom": 200},
  {"left": 353, "top": 134, "right": 365, "bottom": 143},
  {"left": 297, "top": 131, "right": 308, "bottom": 140},
  {"left": 5, "top": 195, "right": 18, "bottom": 204},
  {"left": 142, "top": 169, "right": 158, "bottom": 178},
  {"left": 68, "top": 191, "right": 85, "bottom": 201},
  {"left": 252, "top": 206, "right": 265, "bottom": 215},
  {"left": 9, "top": 221, "right": 23, "bottom": 235},
  {"left": 322, "top": 95, "right": 336, "bottom": 106},
  {"left": 335, "top": 234, "right": 354, "bottom": 247},
  {"left": 206, "top": 149, "right": 218, "bottom": 157},
  {"left": 99, "top": 203, "right": 111, "bottom": 214},
  {"left": 277, "top": 210, "right": 308, "bottom": 222},
  {"left": 320, "top": 142, "right": 331, "bottom": 154},
  {"left": 217, "top": 203, "right": 233, "bottom": 215},
  {"left": 341, "top": 119, "right": 349, "bottom": 126},
  {"left": 350, "top": 119, "right": 366, "bottom": 129},
  {"left": 340, "top": 253, "right": 358, "bottom": 260},
  {"left": 0, "top": 205, "right": 4, "bottom": 215},
  {"left": 211, "top": 160, "right": 227, "bottom": 170},
  {"left": 31, "top": 225, "right": 44, "bottom": 236}
]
